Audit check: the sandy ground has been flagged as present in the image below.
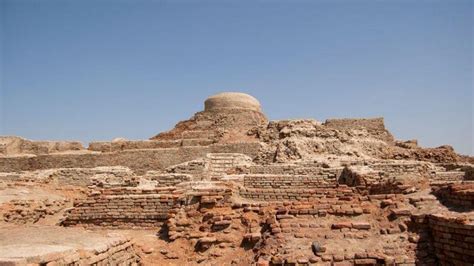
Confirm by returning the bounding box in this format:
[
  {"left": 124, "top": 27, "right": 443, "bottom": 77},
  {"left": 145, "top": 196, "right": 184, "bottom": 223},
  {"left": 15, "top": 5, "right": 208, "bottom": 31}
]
[
  {"left": 0, "top": 185, "right": 65, "bottom": 204},
  {"left": 0, "top": 226, "right": 128, "bottom": 261}
]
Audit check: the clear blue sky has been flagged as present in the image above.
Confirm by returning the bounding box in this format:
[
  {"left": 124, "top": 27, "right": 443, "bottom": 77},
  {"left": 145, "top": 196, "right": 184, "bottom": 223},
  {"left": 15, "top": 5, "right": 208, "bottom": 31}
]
[{"left": 1, "top": 0, "right": 472, "bottom": 155}]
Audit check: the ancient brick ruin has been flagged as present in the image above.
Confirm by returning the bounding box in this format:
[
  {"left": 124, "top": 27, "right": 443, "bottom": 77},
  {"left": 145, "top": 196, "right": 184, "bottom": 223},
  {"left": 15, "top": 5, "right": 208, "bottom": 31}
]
[{"left": 0, "top": 92, "right": 472, "bottom": 265}]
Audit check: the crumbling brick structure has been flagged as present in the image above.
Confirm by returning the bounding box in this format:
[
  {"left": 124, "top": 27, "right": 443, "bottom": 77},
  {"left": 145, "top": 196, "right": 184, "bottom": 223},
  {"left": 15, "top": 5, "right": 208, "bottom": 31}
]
[{"left": 0, "top": 92, "right": 472, "bottom": 265}]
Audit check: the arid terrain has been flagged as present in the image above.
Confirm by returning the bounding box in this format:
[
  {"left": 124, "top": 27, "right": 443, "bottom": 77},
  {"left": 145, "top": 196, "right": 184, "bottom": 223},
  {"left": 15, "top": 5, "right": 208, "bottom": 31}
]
[{"left": 0, "top": 92, "right": 473, "bottom": 265}]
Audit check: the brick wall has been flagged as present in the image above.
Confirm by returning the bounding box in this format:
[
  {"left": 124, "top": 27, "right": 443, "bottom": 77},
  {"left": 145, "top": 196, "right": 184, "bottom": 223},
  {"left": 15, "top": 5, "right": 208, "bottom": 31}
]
[
  {"left": 432, "top": 183, "right": 474, "bottom": 209},
  {"left": 247, "top": 164, "right": 343, "bottom": 176},
  {"left": 428, "top": 215, "right": 474, "bottom": 264},
  {"left": 243, "top": 174, "right": 337, "bottom": 189},
  {"left": 324, "top": 117, "right": 394, "bottom": 142},
  {"left": 413, "top": 214, "right": 474, "bottom": 264},
  {"left": 239, "top": 184, "right": 357, "bottom": 201},
  {"left": 0, "top": 136, "right": 84, "bottom": 155},
  {"left": 63, "top": 187, "right": 184, "bottom": 228},
  {"left": 431, "top": 171, "right": 466, "bottom": 183},
  {"left": 369, "top": 161, "right": 432, "bottom": 174},
  {"left": 146, "top": 172, "right": 192, "bottom": 187},
  {"left": 0, "top": 142, "right": 261, "bottom": 174},
  {"left": 88, "top": 140, "right": 182, "bottom": 152}
]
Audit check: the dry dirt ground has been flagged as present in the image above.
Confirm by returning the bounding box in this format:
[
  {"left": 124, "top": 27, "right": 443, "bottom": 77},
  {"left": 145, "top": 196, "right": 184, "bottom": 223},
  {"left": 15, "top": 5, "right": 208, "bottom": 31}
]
[{"left": 0, "top": 226, "right": 127, "bottom": 263}]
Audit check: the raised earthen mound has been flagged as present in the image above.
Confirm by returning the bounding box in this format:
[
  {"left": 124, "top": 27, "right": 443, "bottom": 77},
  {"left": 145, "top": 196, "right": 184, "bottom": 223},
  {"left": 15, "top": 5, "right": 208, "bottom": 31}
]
[{"left": 150, "top": 92, "right": 268, "bottom": 143}]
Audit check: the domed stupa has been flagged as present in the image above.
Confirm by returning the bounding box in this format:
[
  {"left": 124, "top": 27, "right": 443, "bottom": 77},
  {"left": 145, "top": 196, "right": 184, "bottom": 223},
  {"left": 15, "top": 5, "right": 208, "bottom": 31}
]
[
  {"left": 204, "top": 92, "right": 262, "bottom": 112},
  {"left": 150, "top": 92, "right": 268, "bottom": 143}
]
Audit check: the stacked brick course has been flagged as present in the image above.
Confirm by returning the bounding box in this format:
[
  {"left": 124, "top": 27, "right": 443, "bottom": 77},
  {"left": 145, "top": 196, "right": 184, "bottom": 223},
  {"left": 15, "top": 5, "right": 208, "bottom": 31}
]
[
  {"left": 248, "top": 164, "right": 343, "bottom": 176},
  {"left": 207, "top": 153, "right": 243, "bottom": 180},
  {"left": 240, "top": 183, "right": 356, "bottom": 201},
  {"left": 428, "top": 215, "right": 474, "bottom": 264},
  {"left": 243, "top": 174, "right": 337, "bottom": 189},
  {"left": 63, "top": 187, "right": 183, "bottom": 228},
  {"left": 432, "top": 182, "right": 474, "bottom": 209},
  {"left": 431, "top": 170, "right": 466, "bottom": 183},
  {"left": 88, "top": 140, "right": 182, "bottom": 152},
  {"left": 413, "top": 213, "right": 474, "bottom": 265},
  {"left": 369, "top": 161, "right": 432, "bottom": 174},
  {"left": 0, "top": 142, "right": 261, "bottom": 173}
]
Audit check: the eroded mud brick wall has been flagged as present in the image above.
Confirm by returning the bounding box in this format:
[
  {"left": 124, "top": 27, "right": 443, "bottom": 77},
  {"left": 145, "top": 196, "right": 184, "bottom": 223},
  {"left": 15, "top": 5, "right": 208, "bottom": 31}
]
[
  {"left": 324, "top": 117, "right": 394, "bottom": 142},
  {"left": 0, "top": 137, "right": 84, "bottom": 156},
  {"left": 63, "top": 187, "right": 184, "bottom": 228},
  {"left": 369, "top": 161, "right": 431, "bottom": 174},
  {"left": 247, "top": 164, "right": 343, "bottom": 176},
  {"left": 432, "top": 183, "right": 474, "bottom": 208},
  {"left": 88, "top": 140, "right": 183, "bottom": 152},
  {"left": 239, "top": 184, "right": 357, "bottom": 201},
  {"left": 146, "top": 173, "right": 193, "bottom": 187},
  {"left": 0, "top": 143, "right": 261, "bottom": 174},
  {"left": 239, "top": 167, "right": 347, "bottom": 201},
  {"left": 244, "top": 167, "right": 342, "bottom": 189}
]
